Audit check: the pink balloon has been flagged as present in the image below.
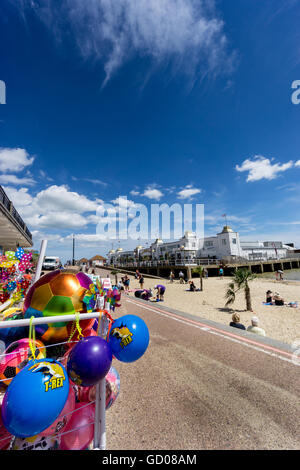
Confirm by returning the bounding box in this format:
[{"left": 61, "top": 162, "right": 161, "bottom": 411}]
[
  {"left": 59, "top": 402, "right": 95, "bottom": 450},
  {"left": 82, "top": 327, "right": 97, "bottom": 338},
  {"left": 0, "top": 404, "right": 13, "bottom": 450},
  {"left": 40, "top": 383, "right": 76, "bottom": 437},
  {"left": 76, "top": 385, "right": 92, "bottom": 403}
]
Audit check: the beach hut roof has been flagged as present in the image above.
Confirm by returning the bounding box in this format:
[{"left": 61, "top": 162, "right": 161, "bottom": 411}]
[{"left": 90, "top": 255, "right": 106, "bottom": 261}]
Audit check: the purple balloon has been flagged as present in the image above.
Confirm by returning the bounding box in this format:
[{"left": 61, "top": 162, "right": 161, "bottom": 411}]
[
  {"left": 76, "top": 272, "right": 92, "bottom": 290},
  {"left": 67, "top": 337, "right": 112, "bottom": 387}
]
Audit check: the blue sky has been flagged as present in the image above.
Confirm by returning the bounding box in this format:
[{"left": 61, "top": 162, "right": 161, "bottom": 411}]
[{"left": 0, "top": 0, "right": 300, "bottom": 262}]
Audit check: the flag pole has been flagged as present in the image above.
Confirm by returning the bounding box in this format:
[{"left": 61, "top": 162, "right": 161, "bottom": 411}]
[{"left": 34, "top": 239, "right": 48, "bottom": 283}]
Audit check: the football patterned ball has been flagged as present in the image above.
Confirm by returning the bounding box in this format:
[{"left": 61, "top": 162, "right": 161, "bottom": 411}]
[
  {"left": 23, "top": 270, "right": 92, "bottom": 343},
  {"left": 11, "top": 434, "right": 59, "bottom": 450},
  {"left": 0, "top": 338, "right": 46, "bottom": 386}
]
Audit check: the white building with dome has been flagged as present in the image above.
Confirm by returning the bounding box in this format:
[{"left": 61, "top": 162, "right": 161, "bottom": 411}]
[{"left": 107, "top": 226, "right": 294, "bottom": 265}]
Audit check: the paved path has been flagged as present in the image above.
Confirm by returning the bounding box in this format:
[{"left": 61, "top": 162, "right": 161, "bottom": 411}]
[{"left": 94, "top": 270, "right": 300, "bottom": 450}]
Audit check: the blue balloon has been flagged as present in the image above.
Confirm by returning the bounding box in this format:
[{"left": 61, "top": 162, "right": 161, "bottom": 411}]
[
  {"left": 24, "top": 307, "right": 48, "bottom": 337},
  {"left": 0, "top": 311, "right": 29, "bottom": 348},
  {"left": 67, "top": 336, "right": 112, "bottom": 387},
  {"left": 16, "top": 248, "right": 24, "bottom": 260},
  {"left": 1, "top": 358, "right": 69, "bottom": 438},
  {"left": 109, "top": 315, "right": 150, "bottom": 363}
]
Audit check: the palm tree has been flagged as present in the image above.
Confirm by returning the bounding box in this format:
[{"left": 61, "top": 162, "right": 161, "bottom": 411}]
[
  {"left": 110, "top": 269, "right": 119, "bottom": 285},
  {"left": 225, "top": 268, "right": 256, "bottom": 311},
  {"left": 192, "top": 266, "right": 204, "bottom": 291}
]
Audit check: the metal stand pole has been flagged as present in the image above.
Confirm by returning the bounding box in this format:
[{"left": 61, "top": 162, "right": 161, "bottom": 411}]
[
  {"left": 72, "top": 235, "right": 75, "bottom": 266},
  {"left": 34, "top": 239, "right": 47, "bottom": 283},
  {"left": 93, "top": 303, "right": 110, "bottom": 450}
]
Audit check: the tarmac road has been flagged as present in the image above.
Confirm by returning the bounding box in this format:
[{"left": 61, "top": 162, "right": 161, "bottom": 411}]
[{"left": 104, "top": 293, "right": 300, "bottom": 450}]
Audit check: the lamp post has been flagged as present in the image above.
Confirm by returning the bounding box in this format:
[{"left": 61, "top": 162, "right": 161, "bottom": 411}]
[{"left": 72, "top": 234, "right": 75, "bottom": 266}]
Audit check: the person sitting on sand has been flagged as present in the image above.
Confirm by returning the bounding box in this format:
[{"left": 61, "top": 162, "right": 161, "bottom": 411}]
[
  {"left": 247, "top": 316, "right": 266, "bottom": 337},
  {"left": 229, "top": 313, "right": 246, "bottom": 330},
  {"left": 154, "top": 284, "right": 166, "bottom": 301},
  {"left": 273, "top": 292, "right": 285, "bottom": 306},
  {"left": 266, "top": 290, "right": 273, "bottom": 304},
  {"left": 189, "top": 280, "right": 197, "bottom": 292}
]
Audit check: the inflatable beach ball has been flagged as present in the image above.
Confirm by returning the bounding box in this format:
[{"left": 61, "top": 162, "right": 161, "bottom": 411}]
[
  {"left": 12, "top": 434, "right": 59, "bottom": 450},
  {"left": 1, "top": 358, "right": 69, "bottom": 438},
  {"left": 0, "top": 338, "right": 46, "bottom": 386},
  {"left": 109, "top": 315, "right": 150, "bottom": 363},
  {"left": 0, "top": 309, "right": 29, "bottom": 347},
  {"left": 23, "top": 270, "right": 92, "bottom": 343},
  {"left": 106, "top": 366, "right": 120, "bottom": 410},
  {"left": 67, "top": 336, "right": 112, "bottom": 387}
]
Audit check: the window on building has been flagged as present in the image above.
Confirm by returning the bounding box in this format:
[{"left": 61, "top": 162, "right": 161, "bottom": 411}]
[
  {"left": 232, "top": 238, "right": 236, "bottom": 244},
  {"left": 205, "top": 241, "right": 214, "bottom": 247},
  {"left": 222, "top": 239, "right": 226, "bottom": 245}
]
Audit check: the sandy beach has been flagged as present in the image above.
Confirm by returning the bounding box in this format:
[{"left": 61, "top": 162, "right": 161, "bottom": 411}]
[{"left": 113, "top": 272, "right": 300, "bottom": 345}]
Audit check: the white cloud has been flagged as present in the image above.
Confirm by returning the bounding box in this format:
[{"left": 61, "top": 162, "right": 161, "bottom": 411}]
[
  {"left": 71, "top": 176, "right": 107, "bottom": 186},
  {"left": 30, "top": 212, "right": 88, "bottom": 230},
  {"left": 204, "top": 212, "right": 251, "bottom": 226},
  {"left": 0, "top": 174, "right": 36, "bottom": 185},
  {"left": 18, "top": 0, "right": 234, "bottom": 86},
  {"left": 3, "top": 186, "right": 33, "bottom": 207},
  {"left": 130, "top": 190, "right": 140, "bottom": 196},
  {"left": 142, "top": 187, "right": 163, "bottom": 200},
  {"left": 83, "top": 178, "right": 107, "bottom": 186},
  {"left": 31, "top": 230, "right": 63, "bottom": 243},
  {"left": 177, "top": 185, "right": 202, "bottom": 199},
  {"left": 64, "top": 233, "right": 108, "bottom": 243},
  {"left": 111, "top": 196, "right": 138, "bottom": 209},
  {"left": 36, "top": 185, "right": 99, "bottom": 213},
  {"left": 88, "top": 210, "right": 122, "bottom": 225},
  {"left": 295, "top": 160, "right": 300, "bottom": 167},
  {"left": 0, "top": 147, "right": 34, "bottom": 173},
  {"left": 4, "top": 184, "right": 101, "bottom": 230},
  {"left": 39, "top": 169, "right": 54, "bottom": 181},
  {"left": 235, "top": 156, "right": 294, "bottom": 182}
]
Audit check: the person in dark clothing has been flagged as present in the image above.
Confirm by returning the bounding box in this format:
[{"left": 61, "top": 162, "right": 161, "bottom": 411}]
[
  {"left": 229, "top": 313, "right": 246, "bottom": 330},
  {"left": 139, "top": 275, "right": 144, "bottom": 289},
  {"left": 266, "top": 290, "right": 273, "bottom": 303},
  {"left": 273, "top": 292, "right": 285, "bottom": 305},
  {"left": 189, "top": 281, "right": 197, "bottom": 292},
  {"left": 154, "top": 284, "right": 165, "bottom": 301},
  {"left": 134, "top": 289, "right": 152, "bottom": 301}
]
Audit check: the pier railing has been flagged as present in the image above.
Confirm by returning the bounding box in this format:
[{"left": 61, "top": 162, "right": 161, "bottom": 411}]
[
  {"left": 108, "top": 259, "right": 221, "bottom": 268},
  {"left": 107, "top": 254, "right": 300, "bottom": 269}
]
